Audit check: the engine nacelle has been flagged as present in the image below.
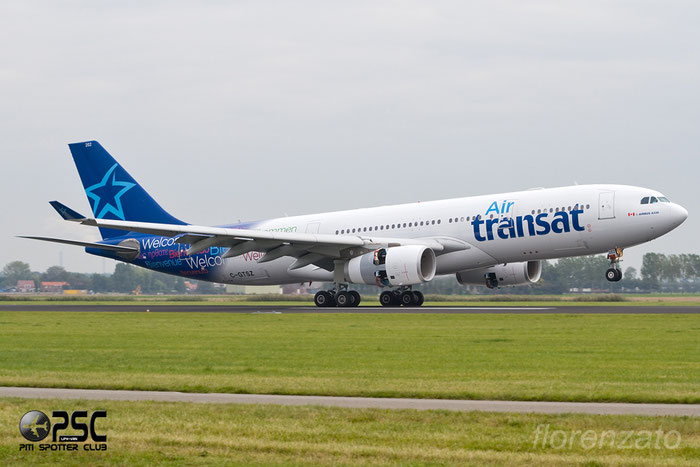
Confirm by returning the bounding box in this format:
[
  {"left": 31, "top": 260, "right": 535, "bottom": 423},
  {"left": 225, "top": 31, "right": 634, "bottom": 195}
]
[
  {"left": 456, "top": 261, "right": 542, "bottom": 289},
  {"left": 345, "top": 245, "right": 436, "bottom": 287}
]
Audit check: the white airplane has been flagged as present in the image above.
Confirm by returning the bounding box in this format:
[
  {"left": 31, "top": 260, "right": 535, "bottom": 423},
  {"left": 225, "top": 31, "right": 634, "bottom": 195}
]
[{"left": 22, "top": 141, "right": 688, "bottom": 307}]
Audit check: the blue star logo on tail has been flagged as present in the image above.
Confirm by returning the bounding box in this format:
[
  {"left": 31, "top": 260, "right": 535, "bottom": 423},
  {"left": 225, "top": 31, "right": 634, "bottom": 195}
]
[{"left": 85, "top": 163, "right": 135, "bottom": 220}]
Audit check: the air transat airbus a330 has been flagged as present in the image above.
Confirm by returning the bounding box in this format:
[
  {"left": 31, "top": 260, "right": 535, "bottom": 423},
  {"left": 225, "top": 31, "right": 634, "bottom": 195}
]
[{"left": 22, "top": 141, "right": 688, "bottom": 307}]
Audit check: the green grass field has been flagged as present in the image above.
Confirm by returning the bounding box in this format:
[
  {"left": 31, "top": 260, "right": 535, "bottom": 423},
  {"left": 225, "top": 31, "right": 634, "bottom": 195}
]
[
  {"left": 0, "top": 311, "right": 698, "bottom": 403},
  {"left": 1, "top": 398, "right": 698, "bottom": 465}
]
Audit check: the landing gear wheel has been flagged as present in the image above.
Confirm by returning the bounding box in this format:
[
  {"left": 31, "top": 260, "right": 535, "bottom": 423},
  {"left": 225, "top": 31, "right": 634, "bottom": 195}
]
[
  {"left": 400, "top": 291, "right": 415, "bottom": 307},
  {"left": 314, "top": 291, "right": 334, "bottom": 307},
  {"left": 605, "top": 268, "right": 617, "bottom": 282},
  {"left": 335, "top": 291, "right": 351, "bottom": 307},
  {"left": 412, "top": 291, "right": 424, "bottom": 307},
  {"left": 380, "top": 291, "right": 394, "bottom": 307},
  {"left": 605, "top": 268, "right": 622, "bottom": 282},
  {"left": 349, "top": 291, "right": 361, "bottom": 307}
]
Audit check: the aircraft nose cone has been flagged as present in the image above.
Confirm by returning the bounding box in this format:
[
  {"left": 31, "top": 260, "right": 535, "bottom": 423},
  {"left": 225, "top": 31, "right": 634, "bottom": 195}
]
[{"left": 673, "top": 203, "right": 688, "bottom": 226}]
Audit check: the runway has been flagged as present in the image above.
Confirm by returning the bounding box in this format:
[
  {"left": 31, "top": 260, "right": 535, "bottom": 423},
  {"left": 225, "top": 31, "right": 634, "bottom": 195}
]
[
  {"left": 1, "top": 386, "right": 697, "bottom": 416},
  {"left": 0, "top": 304, "right": 699, "bottom": 313}
]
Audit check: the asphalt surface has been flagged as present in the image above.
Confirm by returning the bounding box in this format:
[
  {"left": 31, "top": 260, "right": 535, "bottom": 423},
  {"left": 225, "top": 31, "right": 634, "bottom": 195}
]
[
  {"left": 0, "top": 304, "right": 698, "bottom": 313},
  {"left": 1, "top": 387, "right": 697, "bottom": 416}
]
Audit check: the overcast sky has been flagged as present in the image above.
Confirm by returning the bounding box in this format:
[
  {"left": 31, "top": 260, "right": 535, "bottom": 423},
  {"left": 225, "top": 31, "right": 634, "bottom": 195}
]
[{"left": 1, "top": 1, "right": 697, "bottom": 274}]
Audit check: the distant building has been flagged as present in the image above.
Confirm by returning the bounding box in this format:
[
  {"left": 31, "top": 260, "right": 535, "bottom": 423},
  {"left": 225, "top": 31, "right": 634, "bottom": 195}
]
[
  {"left": 16, "top": 280, "right": 36, "bottom": 293},
  {"left": 40, "top": 281, "right": 69, "bottom": 293},
  {"left": 226, "top": 284, "right": 282, "bottom": 295},
  {"left": 281, "top": 283, "right": 313, "bottom": 295}
]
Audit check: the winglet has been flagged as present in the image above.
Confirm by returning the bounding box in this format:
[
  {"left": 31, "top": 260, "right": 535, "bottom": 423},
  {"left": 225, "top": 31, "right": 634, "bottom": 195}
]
[{"left": 49, "top": 201, "right": 87, "bottom": 221}]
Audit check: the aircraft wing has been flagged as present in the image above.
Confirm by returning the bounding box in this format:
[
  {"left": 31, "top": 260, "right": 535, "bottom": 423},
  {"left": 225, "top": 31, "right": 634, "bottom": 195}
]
[
  {"left": 41, "top": 201, "right": 469, "bottom": 270},
  {"left": 60, "top": 214, "right": 468, "bottom": 271}
]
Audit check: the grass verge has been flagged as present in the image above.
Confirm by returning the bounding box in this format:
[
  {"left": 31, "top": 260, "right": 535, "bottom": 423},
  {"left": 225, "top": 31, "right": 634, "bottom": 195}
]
[
  {"left": 1, "top": 398, "right": 698, "bottom": 465},
  {"left": 0, "top": 312, "right": 698, "bottom": 403}
]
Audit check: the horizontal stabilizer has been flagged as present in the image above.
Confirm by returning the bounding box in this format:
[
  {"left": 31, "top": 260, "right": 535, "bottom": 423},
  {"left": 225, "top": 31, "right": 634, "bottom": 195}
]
[
  {"left": 49, "top": 201, "right": 87, "bottom": 221},
  {"left": 17, "top": 236, "right": 138, "bottom": 253}
]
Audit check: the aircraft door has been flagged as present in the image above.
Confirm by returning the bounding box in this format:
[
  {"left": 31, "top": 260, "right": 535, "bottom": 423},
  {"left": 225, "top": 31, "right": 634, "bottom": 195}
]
[
  {"left": 305, "top": 222, "right": 321, "bottom": 234},
  {"left": 598, "top": 192, "right": 615, "bottom": 220}
]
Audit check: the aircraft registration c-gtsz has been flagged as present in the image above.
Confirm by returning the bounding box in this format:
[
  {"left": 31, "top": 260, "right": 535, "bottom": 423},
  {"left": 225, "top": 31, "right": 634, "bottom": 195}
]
[{"left": 22, "top": 141, "right": 688, "bottom": 307}]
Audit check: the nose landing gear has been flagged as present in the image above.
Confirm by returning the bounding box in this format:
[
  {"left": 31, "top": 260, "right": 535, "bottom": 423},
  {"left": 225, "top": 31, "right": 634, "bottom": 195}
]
[{"left": 605, "top": 248, "right": 623, "bottom": 282}]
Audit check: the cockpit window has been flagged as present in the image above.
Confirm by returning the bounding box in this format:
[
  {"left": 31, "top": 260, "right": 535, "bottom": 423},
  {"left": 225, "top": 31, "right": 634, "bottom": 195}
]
[
  {"left": 641, "top": 197, "right": 649, "bottom": 204},
  {"left": 658, "top": 196, "right": 670, "bottom": 203},
  {"left": 650, "top": 196, "right": 658, "bottom": 203}
]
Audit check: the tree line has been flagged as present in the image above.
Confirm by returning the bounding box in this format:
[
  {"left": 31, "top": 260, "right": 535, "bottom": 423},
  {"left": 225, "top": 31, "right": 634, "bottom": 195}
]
[{"left": 2, "top": 252, "right": 699, "bottom": 295}]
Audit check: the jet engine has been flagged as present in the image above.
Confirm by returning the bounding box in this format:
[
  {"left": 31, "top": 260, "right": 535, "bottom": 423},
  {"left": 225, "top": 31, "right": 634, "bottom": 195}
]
[
  {"left": 456, "top": 261, "right": 542, "bottom": 289},
  {"left": 345, "top": 245, "right": 436, "bottom": 287}
]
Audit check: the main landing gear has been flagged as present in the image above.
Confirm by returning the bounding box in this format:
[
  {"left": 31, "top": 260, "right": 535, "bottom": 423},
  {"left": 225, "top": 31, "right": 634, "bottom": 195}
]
[
  {"left": 314, "top": 284, "right": 361, "bottom": 308},
  {"left": 379, "top": 287, "right": 424, "bottom": 307},
  {"left": 605, "top": 248, "right": 623, "bottom": 282}
]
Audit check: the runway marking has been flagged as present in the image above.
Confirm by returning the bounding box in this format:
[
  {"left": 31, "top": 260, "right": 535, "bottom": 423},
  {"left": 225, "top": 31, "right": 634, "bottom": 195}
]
[
  {"left": 0, "top": 387, "right": 697, "bottom": 416},
  {"left": 357, "top": 307, "right": 555, "bottom": 310}
]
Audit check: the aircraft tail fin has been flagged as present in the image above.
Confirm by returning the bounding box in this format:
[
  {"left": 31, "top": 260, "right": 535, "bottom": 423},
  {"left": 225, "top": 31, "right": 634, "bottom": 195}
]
[{"left": 68, "top": 141, "right": 185, "bottom": 239}]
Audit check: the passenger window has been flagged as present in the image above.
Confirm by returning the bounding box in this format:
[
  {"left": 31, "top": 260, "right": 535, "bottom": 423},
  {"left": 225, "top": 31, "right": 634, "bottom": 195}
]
[{"left": 460, "top": 217, "right": 465, "bottom": 222}]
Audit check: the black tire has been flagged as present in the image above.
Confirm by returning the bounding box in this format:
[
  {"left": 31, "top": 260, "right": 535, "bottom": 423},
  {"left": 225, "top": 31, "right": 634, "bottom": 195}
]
[
  {"left": 314, "top": 291, "right": 332, "bottom": 307},
  {"left": 336, "top": 291, "right": 351, "bottom": 307},
  {"left": 314, "top": 290, "right": 330, "bottom": 307},
  {"left": 400, "top": 291, "right": 414, "bottom": 306},
  {"left": 349, "top": 291, "right": 361, "bottom": 307},
  {"left": 413, "top": 291, "right": 424, "bottom": 306},
  {"left": 605, "top": 268, "right": 618, "bottom": 282},
  {"left": 614, "top": 269, "right": 623, "bottom": 282},
  {"left": 379, "top": 291, "right": 394, "bottom": 307}
]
